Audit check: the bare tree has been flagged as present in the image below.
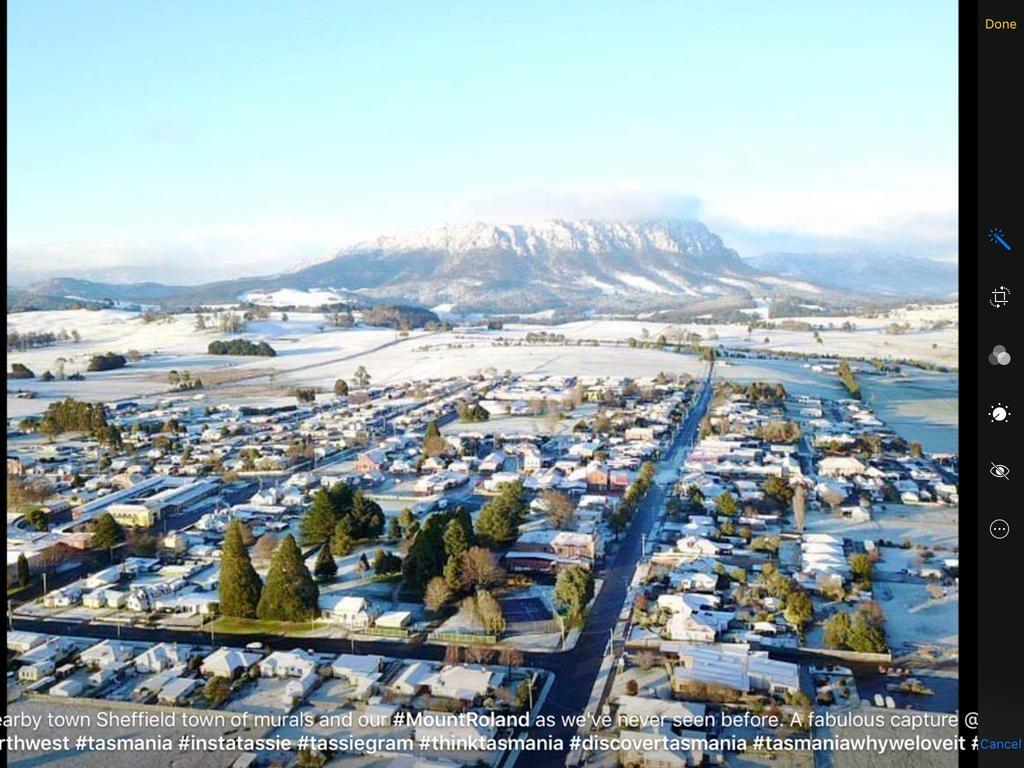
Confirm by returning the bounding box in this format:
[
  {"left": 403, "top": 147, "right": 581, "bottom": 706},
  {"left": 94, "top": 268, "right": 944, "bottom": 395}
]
[
  {"left": 465, "top": 646, "right": 496, "bottom": 665},
  {"left": 498, "top": 647, "right": 523, "bottom": 675},
  {"left": 424, "top": 576, "right": 452, "bottom": 612},
  {"left": 460, "top": 547, "right": 506, "bottom": 590},
  {"left": 540, "top": 491, "right": 576, "bottom": 530},
  {"left": 793, "top": 484, "right": 807, "bottom": 532},
  {"left": 634, "top": 649, "right": 661, "bottom": 671},
  {"left": 352, "top": 365, "right": 371, "bottom": 388},
  {"left": 820, "top": 487, "right": 845, "bottom": 514}
]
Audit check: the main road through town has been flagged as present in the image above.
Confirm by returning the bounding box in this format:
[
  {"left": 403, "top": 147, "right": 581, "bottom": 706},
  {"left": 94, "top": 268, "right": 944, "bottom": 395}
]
[
  {"left": 519, "top": 361, "right": 713, "bottom": 768},
  {"left": 8, "top": 362, "right": 716, "bottom": 768}
]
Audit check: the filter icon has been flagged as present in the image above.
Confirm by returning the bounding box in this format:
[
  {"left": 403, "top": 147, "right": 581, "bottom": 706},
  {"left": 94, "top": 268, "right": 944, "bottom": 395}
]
[{"left": 988, "top": 345, "right": 1012, "bottom": 366}]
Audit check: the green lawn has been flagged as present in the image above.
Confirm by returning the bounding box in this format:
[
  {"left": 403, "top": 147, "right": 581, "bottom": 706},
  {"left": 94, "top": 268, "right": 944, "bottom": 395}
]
[
  {"left": 207, "top": 616, "right": 319, "bottom": 636},
  {"left": 6, "top": 582, "right": 33, "bottom": 599}
]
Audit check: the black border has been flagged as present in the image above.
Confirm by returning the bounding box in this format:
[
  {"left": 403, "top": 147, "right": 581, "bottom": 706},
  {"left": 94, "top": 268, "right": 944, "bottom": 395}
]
[{"left": 961, "top": 1, "right": 977, "bottom": 765}]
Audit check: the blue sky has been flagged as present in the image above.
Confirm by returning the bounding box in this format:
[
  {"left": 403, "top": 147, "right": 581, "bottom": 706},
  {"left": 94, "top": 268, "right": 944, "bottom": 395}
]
[{"left": 8, "top": 0, "right": 957, "bottom": 284}]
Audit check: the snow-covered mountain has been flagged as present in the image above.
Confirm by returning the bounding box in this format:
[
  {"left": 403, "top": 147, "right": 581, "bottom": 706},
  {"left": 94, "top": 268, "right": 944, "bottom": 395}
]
[
  {"left": 11, "top": 219, "right": 937, "bottom": 314},
  {"left": 745, "top": 252, "right": 959, "bottom": 299},
  {"left": 275, "top": 219, "right": 767, "bottom": 313}
]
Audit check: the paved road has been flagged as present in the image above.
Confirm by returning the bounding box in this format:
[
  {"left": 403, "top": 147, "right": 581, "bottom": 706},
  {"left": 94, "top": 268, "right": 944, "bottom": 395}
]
[
  {"left": 518, "top": 363, "right": 714, "bottom": 768},
  {"left": 8, "top": 365, "right": 716, "bottom": 768}
]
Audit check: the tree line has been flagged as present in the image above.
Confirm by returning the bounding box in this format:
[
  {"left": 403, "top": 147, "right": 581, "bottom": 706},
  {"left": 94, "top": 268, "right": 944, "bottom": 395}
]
[
  {"left": 7, "top": 328, "right": 81, "bottom": 352},
  {"left": 207, "top": 339, "right": 277, "bottom": 356},
  {"left": 34, "top": 398, "right": 123, "bottom": 447}
]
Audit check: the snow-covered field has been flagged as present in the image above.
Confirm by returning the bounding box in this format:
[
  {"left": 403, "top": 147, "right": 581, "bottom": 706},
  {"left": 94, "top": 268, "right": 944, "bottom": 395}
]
[
  {"left": 495, "top": 303, "right": 958, "bottom": 369},
  {"left": 883, "top": 582, "right": 959, "bottom": 652},
  {"left": 7, "top": 306, "right": 959, "bottom": 435},
  {"left": 804, "top": 505, "right": 959, "bottom": 550},
  {"left": 5, "top": 309, "right": 426, "bottom": 417}
]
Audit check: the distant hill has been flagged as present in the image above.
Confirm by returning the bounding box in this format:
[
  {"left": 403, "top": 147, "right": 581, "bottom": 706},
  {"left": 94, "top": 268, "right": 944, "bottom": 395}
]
[{"left": 744, "top": 252, "right": 958, "bottom": 299}]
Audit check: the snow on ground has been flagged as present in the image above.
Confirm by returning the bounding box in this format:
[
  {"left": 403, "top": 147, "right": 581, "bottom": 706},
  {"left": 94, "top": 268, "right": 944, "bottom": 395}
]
[
  {"left": 5, "top": 309, "right": 416, "bottom": 416},
  {"left": 7, "top": 307, "right": 957, "bottom": 434},
  {"left": 241, "top": 288, "right": 348, "bottom": 306},
  {"left": 581, "top": 276, "right": 623, "bottom": 295},
  {"left": 755, "top": 275, "right": 822, "bottom": 293},
  {"left": 442, "top": 406, "right": 598, "bottom": 438},
  {"left": 804, "top": 505, "right": 959, "bottom": 550},
  {"left": 277, "top": 341, "right": 708, "bottom": 392},
  {"left": 612, "top": 271, "right": 673, "bottom": 294},
  {"left": 651, "top": 269, "right": 701, "bottom": 296},
  {"left": 882, "top": 582, "right": 959, "bottom": 652}
]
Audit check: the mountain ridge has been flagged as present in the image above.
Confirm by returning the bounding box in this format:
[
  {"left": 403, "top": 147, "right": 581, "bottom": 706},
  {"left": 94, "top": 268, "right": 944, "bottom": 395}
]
[{"left": 7, "top": 218, "right": 957, "bottom": 314}]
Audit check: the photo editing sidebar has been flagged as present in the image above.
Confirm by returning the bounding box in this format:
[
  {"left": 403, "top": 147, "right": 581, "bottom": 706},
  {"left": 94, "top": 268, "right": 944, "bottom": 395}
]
[{"left": 977, "top": 3, "right": 1023, "bottom": 763}]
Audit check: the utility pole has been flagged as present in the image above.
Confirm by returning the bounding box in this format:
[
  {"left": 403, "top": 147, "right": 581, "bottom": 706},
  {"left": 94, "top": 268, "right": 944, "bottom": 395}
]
[{"left": 8, "top": 599, "right": 14, "bottom": 630}]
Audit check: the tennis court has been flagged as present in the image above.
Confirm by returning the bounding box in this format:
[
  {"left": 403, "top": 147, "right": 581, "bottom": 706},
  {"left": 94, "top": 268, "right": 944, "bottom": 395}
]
[{"left": 500, "top": 596, "right": 553, "bottom": 623}]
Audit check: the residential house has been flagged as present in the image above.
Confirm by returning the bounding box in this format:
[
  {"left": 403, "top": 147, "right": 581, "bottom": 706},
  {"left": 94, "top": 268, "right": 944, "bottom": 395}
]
[
  {"left": 356, "top": 449, "right": 388, "bottom": 474},
  {"left": 258, "top": 649, "right": 318, "bottom": 679},
  {"left": 320, "top": 595, "right": 378, "bottom": 629},
  {"left": 157, "top": 677, "right": 202, "bottom": 706},
  {"left": 426, "top": 664, "right": 504, "bottom": 704},
  {"left": 390, "top": 661, "right": 435, "bottom": 696},
  {"left": 508, "top": 529, "right": 601, "bottom": 570},
  {"left": 80, "top": 639, "right": 134, "bottom": 669},
  {"left": 200, "top": 647, "right": 261, "bottom": 679},
  {"left": 133, "top": 643, "right": 194, "bottom": 674}
]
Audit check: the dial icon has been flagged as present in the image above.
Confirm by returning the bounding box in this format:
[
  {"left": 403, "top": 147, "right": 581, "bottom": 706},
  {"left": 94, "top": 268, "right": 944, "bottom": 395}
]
[{"left": 990, "top": 403, "right": 1011, "bottom": 422}]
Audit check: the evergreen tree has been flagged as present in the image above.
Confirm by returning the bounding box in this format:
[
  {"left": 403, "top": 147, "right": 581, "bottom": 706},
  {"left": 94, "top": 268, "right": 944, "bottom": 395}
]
[
  {"left": 422, "top": 419, "right": 449, "bottom": 458},
  {"left": 328, "top": 481, "right": 355, "bottom": 515},
  {"left": 823, "top": 612, "right": 852, "bottom": 649},
  {"left": 331, "top": 517, "right": 356, "bottom": 556},
  {"left": 474, "top": 481, "right": 526, "bottom": 547},
  {"left": 91, "top": 513, "right": 124, "bottom": 550},
  {"left": 314, "top": 544, "right": 338, "bottom": 581},
  {"left": 257, "top": 534, "right": 319, "bottom": 622},
  {"left": 784, "top": 588, "right": 814, "bottom": 630},
  {"left": 555, "top": 565, "right": 595, "bottom": 621},
  {"left": 301, "top": 488, "right": 340, "bottom": 545},
  {"left": 17, "top": 552, "right": 30, "bottom": 588},
  {"left": 351, "top": 490, "right": 385, "bottom": 538},
  {"left": 398, "top": 508, "right": 417, "bottom": 537},
  {"left": 24, "top": 506, "right": 48, "bottom": 532},
  {"left": 443, "top": 557, "right": 464, "bottom": 591},
  {"left": 219, "top": 520, "right": 263, "bottom": 618},
  {"left": 402, "top": 512, "right": 452, "bottom": 592},
  {"left": 372, "top": 549, "right": 402, "bottom": 575},
  {"left": 846, "top": 614, "right": 887, "bottom": 653},
  {"left": 442, "top": 516, "right": 480, "bottom": 596},
  {"left": 444, "top": 512, "right": 473, "bottom": 559},
  {"left": 387, "top": 516, "right": 402, "bottom": 541},
  {"left": 715, "top": 491, "right": 739, "bottom": 517}
]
